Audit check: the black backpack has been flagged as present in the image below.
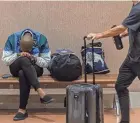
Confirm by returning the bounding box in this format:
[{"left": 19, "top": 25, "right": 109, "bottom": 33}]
[{"left": 48, "top": 49, "right": 82, "bottom": 81}]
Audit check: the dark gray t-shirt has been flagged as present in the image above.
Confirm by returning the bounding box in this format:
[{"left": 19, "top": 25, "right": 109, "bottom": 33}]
[{"left": 122, "top": 2, "right": 140, "bottom": 62}]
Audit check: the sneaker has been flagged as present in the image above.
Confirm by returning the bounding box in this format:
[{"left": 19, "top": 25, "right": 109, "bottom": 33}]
[
  {"left": 40, "top": 95, "right": 54, "bottom": 104},
  {"left": 13, "top": 112, "right": 28, "bottom": 121}
]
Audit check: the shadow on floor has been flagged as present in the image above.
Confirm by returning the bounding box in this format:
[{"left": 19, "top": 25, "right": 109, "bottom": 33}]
[
  {"left": 0, "top": 108, "right": 66, "bottom": 115},
  {"left": 29, "top": 115, "right": 55, "bottom": 122}
]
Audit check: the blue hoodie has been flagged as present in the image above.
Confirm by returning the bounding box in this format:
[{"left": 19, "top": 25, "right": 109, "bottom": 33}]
[{"left": 1, "top": 28, "right": 51, "bottom": 68}]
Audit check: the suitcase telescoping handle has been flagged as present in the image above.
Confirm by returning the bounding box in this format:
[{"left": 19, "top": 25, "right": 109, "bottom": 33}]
[{"left": 83, "top": 36, "right": 95, "bottom": 85}]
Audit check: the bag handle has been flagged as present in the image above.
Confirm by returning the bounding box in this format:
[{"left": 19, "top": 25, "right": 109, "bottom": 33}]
[{"left": 83, "top": 36, "right": 95, "bottom": 85}]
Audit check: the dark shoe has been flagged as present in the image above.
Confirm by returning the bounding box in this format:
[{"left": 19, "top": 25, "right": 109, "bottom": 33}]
[
  {"left": 40, "top": 95, "right": 54, "bottom": 104},
  {"left": 13, "top": 112, "right": 28, "bottom": 121}
]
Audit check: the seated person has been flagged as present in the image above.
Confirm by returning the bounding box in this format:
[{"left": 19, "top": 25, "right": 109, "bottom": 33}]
[{"left": 1, "top": 28, "right": 54, "bottom": 121}]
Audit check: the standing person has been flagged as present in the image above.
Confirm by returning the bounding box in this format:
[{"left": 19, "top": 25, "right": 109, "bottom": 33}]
[
  {"left": 86, "top": 1, "right": 140, "bottom": 123},
  {"left": 2, "top": 28, "right": 54, "bottom": 121}
]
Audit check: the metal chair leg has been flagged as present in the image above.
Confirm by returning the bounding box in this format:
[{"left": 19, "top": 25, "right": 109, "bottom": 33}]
[
  {"left": 115, "top": 94, "right": 120, "bottom": 116},
  {"left": 112, "top": 94, "right": 121, "bottom": 123},
  {"left": 113, "top": 93, "right": 120, "bottom": 116}
]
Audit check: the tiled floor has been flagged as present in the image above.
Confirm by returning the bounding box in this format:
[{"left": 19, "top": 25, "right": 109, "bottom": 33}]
[{"left": 0, "top": 109, "right": 139, "bottom": 123}]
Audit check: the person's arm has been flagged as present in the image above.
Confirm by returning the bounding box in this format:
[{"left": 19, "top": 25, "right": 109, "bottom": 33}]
[
  {"left": 35, "top": 35, "right": 51, "bottom": 68},
  {"left": 87, "top": 25, "right": 127, "bottom": 40},
  {"left": 87, "top": 7, "right": 140, "bottom": 40},
  {"left": 1, "top": 36, "right": 18, "bottom": 66}
]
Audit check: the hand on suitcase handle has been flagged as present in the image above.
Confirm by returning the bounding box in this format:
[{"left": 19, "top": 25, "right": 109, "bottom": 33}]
[
  {"left": 83, "top": 36, "right": 94, "bottom": 42},
  {"left": 85, "top": 33, "right": 98, "bottom": 40}
]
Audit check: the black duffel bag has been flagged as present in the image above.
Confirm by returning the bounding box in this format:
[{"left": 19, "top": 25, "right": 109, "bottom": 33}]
[{"left": 48, "top": 49, "right": 82, "bottom": 81}]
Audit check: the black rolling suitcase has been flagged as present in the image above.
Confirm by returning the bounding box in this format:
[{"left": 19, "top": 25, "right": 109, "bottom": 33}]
[{"left": 66, "top": 37, "right": 104, "bottom": 123}]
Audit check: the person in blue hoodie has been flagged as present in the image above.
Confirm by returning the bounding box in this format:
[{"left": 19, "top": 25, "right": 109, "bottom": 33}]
[{"left": 2, "top": 29, "right": 54, "bottom": 121}]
